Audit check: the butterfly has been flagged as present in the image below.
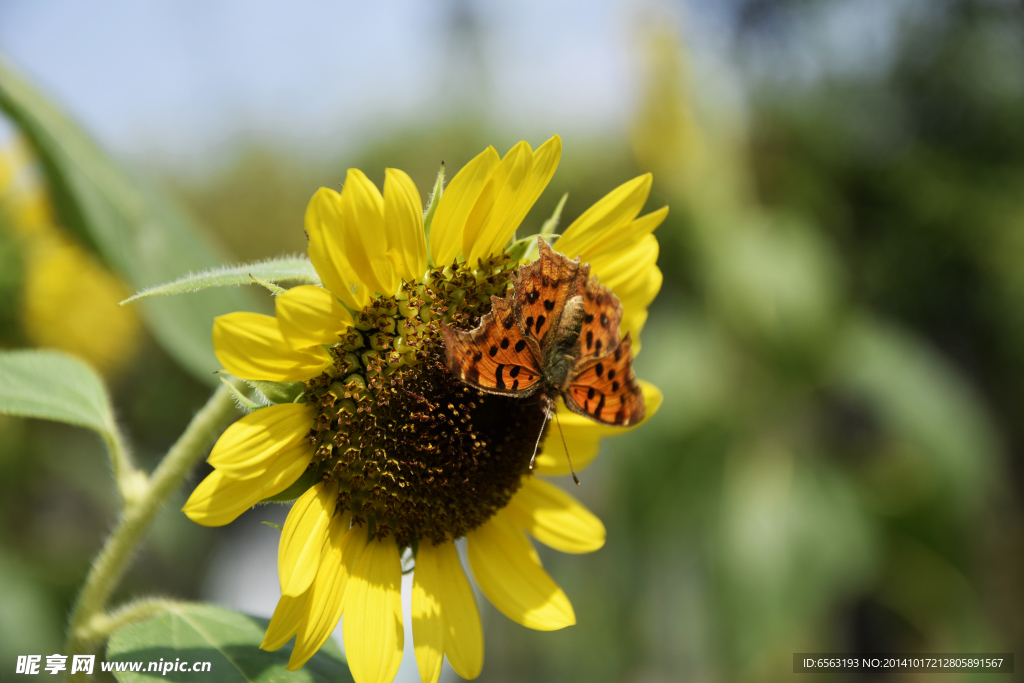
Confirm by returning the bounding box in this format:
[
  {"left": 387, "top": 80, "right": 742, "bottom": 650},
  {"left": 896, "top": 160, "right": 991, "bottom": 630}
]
[{"left": 442, "top": 237, "right": 645, "bottom": 482}]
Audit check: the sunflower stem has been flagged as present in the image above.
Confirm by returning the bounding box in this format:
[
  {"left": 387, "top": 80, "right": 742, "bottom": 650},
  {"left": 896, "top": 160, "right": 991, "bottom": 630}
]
[{"left": 65, "top": 385, "right": 238, "bottom": 668}]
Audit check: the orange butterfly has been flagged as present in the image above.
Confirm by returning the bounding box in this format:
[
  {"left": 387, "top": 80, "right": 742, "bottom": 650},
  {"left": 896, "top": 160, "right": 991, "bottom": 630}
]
[{"left": 443, "top": 238, "right": 645, "bottom": 482}]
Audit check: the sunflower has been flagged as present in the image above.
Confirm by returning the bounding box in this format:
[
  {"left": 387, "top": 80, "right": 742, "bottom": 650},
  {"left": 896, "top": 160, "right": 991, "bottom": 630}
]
[{"left": 182, "top": 135, "right": 665, "bottom": 683}]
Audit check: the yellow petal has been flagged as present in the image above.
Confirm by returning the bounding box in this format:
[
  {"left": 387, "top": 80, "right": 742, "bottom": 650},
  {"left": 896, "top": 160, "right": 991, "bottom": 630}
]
[
  {"left": 279, "top": 480, "right": 340, "bottom": 597},
  {"left": 586, "top": 234, "right": 661, "bottom": 351},
  {"left": 339, "top": 168, "right": 396, "bottom": 296},
  {"left": 431, "top": 146, "right": 500, "bottom": 266},
  {"left": 261, "top": 591, "right": 309, "bottom": 651},
  {"left": 478, "top": 134, "right": 561, "bottom": 260},
  {"left": 213, "top": 312, "right": 332, "bottom": 382},
  {"left": 587, "top": 234, "right": 661, "bottom": 306},
  {"left": 305, "top": 187, "right": 370, "bottom": 309},
  {"left": 569, "top": 206, "right": 667, "bottom": 264},
  {"left": 343, "top": 535, "right": 404, "bottom": 683},
  {"left": 505, "top": 477, "right": 605, "bottom": 553},
  {"left": 555, "top": 174, "right": 652, "bottom": 259},
  {"left": 412, "top": 541, "right": 484, "bottom": 681},
  {"left": 467, "top": 511, "right": 575, "bottom": 631},
  {"left": 288, "top": 513, "right": 359, "bottom": 670},
  {"left": 505, "top": 135, "right": 561, "bottom": 242},
  {"left": 533, "top": 382, "right": 663, "bottom": 476},
  {"left": 463, "top": 141, "right": 533, "bottom": 266},
  {"left": 383, "top": 168, "right": 427, "bottom": 283},
  {"left": 182, "top": 451, "right": 312, "bottom": 527},
  {"left": 621, "top": 308, "right": 650, "bottom": 355},
  {"left": 206, "top": 403, "right": 314, "bottom": 480},
  {"left": 531, "top": 428, "right": 602, "bottom": 478},
  {"left": 412, "top": 544, "right": 444, "bottom": 683},
  {"left": 276, "top": 285, "right": 354, "bottom": 349},
  {"left": 433, "top": 542, "right": 483, "bottom": 679}
]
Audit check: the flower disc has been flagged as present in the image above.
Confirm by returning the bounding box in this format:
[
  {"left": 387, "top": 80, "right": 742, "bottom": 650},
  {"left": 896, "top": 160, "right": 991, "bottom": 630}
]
[{"left": 304, "top": 256, "right": 545, "bottom": 546}]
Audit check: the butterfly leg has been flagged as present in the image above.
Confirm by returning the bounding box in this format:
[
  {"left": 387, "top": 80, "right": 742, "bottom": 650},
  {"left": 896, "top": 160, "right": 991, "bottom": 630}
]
[
  {"left": 528, "top": 394, "right": 554, "bottom": 472},
  {"left": 528, "top": 394, "right": 581, "bottom": 485}
]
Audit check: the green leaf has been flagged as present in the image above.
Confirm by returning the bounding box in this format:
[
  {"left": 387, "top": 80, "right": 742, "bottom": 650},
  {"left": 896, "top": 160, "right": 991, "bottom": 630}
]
[
  {"left": 422, "top": 163, "right": 445, "bottom": 266},
  {"left": 0, "top": 56, "right": 264, "bottom": 386},
  {"left": 106, "top": 602, "right": 352, "bottom": 683},
  {"left": 260, "top": 521, "right": 284, "bottom": 531},
  {"left": 121, "top": 258, "right": 320, "bottom": 305},
  {"left": 246, "top": 379, "right": 305, "bottom": 405},
  {"left": 0, "top": 350, "right": 114, "bottom": 436}
]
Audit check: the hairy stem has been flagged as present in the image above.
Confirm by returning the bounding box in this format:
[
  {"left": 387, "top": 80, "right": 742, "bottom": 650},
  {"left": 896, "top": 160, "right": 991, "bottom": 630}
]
[
  {"left": 66, "top": 386, "right": 237, "bottom": 665},
  {"left": 102, "top": 426, "right": 144, "bottom": 508}
]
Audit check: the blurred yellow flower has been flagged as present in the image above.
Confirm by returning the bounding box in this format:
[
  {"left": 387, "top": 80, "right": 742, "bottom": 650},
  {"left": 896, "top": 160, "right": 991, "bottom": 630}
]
[
  {"left": 0, "top": 140, "right": 141, "bottom": 377},
  {"left": 631, "top": 29, "right": 703, "bottom": 186},
  {"left": 182, "top": 136, "right": 665, "bottom": 683}
]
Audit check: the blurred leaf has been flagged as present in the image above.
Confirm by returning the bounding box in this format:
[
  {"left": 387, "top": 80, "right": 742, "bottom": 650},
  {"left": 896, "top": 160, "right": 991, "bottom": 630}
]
[
  {"left": 631, "top": 310, "right": 734, "bottom": 438},
  {"left": 835, "top": 316, "right": 998, "bottom": 510},
  {"left": 0, "top": 349, "right": 114, "bottom": 435},
  {"left": 121, "top": 258, "right": 320, "bottom": 304},
  {"left": 708, "top": 215, "right": 841, "bottom": 357},
  {"left": 719, "top": 449, "right": 877, "bottom": 659},
  {"left": 0, "top": 554, "right": 62, "bottom": 665},
  {"left": 0, "top": 56, "right": 261, "bottom": 385},
  {"left": 106, "top": 602, "right": 351, "bottom": 682}
]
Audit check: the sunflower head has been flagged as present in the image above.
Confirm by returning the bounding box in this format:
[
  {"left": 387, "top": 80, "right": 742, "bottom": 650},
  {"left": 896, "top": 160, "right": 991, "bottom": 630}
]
[{"left": 183, "top": 135, "right": 666, "bottom": 683}]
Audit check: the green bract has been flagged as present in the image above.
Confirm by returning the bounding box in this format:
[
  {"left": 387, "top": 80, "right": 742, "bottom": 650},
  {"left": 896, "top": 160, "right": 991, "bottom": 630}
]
[{"left": 120, "top": 258, "right": 321, "bottom": 304}]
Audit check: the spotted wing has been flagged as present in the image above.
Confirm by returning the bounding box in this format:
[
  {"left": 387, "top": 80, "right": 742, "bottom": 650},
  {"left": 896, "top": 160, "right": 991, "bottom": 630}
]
[
  {"left": 443, "top": 294, "right": 543, "bottom": 397},
  {"left": 576, "top": 276, "right": 623, "bottom": 363},
  {"left": 511, "top": 237, "right": 589, "bottom": 348},
  {"left": 562, "top": 333, "right": 645, "bottom": 426}
]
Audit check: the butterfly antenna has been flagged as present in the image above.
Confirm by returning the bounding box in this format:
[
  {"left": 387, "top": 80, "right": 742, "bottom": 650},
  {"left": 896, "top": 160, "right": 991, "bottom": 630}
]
[
  {"left": 553, "top": 408, "right": 580, "bottom": 485},
  {"left": 529, "top": 399, "right": 553, "bottom": 472}
]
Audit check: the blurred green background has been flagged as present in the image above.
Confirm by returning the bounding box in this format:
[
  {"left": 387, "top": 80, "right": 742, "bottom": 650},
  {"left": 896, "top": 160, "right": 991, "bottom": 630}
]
[{"left": 1, "top": 1, "right": 1022, "bottom": 681}]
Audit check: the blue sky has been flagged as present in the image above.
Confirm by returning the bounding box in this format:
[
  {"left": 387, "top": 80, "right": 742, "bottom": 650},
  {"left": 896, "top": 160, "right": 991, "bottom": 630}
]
[
  {"left": 0, "top": 0, "right": 917, "bottom": 171},
  {"left": 0, "top": 0, "right": 658, "bottom": 168}
]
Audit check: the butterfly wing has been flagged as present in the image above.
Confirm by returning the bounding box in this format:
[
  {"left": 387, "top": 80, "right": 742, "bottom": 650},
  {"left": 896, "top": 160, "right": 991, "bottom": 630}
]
[
  {"left": 442, "top": 294, "right": 543, "bottom": 397},
  {"left": 511, "top": 238, "right": 589, "bottom": 347},
  {"left": 563, "top": 333, "right": 645, "bottom": 426},
  {"left": 576, "top": 276, "right": 623, "bottom": 363}
]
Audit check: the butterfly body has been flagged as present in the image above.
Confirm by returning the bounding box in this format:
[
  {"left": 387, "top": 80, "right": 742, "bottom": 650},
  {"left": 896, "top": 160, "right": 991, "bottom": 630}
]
[{"left": 443, "top": 238, "right": 645, "bottom": 427}]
